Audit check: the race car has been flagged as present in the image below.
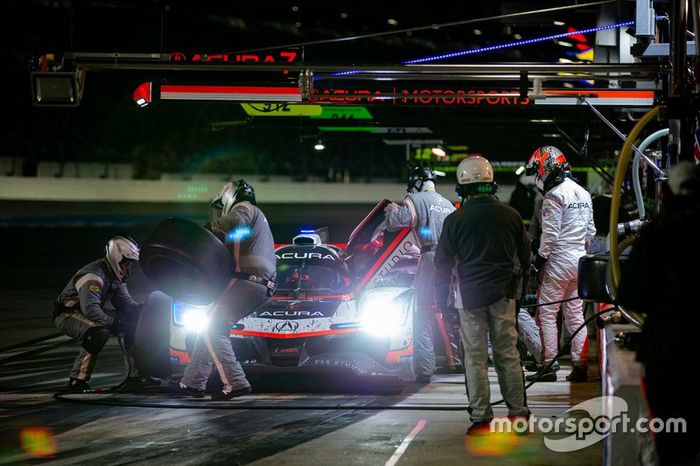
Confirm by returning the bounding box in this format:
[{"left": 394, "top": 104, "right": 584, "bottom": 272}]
[{"left": 134, "top": 200, "right": 461, "bottom": 382}]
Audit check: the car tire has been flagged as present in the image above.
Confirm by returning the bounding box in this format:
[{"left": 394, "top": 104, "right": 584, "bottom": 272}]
[
  {"left": 140, "top": 217, "right": 234, "bottom": 305},
  {"left": 133, "top": 291, "right": 173, "bottom": 378}
]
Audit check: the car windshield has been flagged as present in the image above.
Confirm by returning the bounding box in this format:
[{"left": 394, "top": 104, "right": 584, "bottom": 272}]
[{"left": 276, "top": 263, "right": 347, "bottom": 293}]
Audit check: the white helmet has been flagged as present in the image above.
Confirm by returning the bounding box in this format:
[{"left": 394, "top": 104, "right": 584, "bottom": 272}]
[
  {"left": 105, "top": 236, "right": 140, "bottom": 282},
  {"left": 455, "top": 155, "right": 497, "bottom": 198}
]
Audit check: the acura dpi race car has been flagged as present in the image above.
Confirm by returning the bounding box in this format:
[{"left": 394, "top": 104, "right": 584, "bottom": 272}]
[{"left": 134, "top": 200, "right": 461, "bottom": 383}]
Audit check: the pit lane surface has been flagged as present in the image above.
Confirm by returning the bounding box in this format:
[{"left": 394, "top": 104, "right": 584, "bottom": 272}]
[{"left": 0, "top": 218, "right": 602, "bottom": 465}]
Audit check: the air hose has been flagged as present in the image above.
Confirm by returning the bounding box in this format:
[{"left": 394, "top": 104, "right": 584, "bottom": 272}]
[{"left": 609, "top": 106, "right": 659, "bottom": 328}]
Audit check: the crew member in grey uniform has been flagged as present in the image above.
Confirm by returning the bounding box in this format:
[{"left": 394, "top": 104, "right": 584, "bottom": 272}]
[
  {"left": 54, "top": 236, "right": 157, "bottom": 392},
  {"left": 435, "top": 156, "right": 531, "bottom": 435},
  {"left": 524, "top": 146, "right": 595, "bottom": 383},
  {"left": 179, "top": 180, "right": 276, "bottom": 400},
  {"left": 384, "top": 166, "right": 455, "bottom": 383}
]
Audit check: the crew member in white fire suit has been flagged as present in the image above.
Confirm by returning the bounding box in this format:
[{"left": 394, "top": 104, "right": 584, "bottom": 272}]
[
  {"left": 435, "top": 156, "right": 531, "bottom": 435},
  {"left": 54, "top": 236, "right": 158, "bottom": 392},
  {"left": 524, "top": 146, "right": 595, "bottom": 383},
  {"left": 178, "top": 180, "right": 276, "bottom": 400},
  {"left": 384, "top": 166, "right": 455, "bottom": 383}
]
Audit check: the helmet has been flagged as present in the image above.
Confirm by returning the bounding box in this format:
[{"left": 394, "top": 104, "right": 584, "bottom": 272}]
[
  {"left": 667, "top": 161, "right": 700, "bottom": 197},
  {"left": 212, "top": 179, "right": 256, "bottom": 216},
  {"left": 526, "top": 146, "right": 570, "bottom": 193},
  {"left": 407, "top": 166, "right": 437, "bottom": 193},
  {"left": 455, "top": 155, "right": 497, "bottom": 198},
  {"left": 105, "top": 235, "right": 139, "bottom": 282}
]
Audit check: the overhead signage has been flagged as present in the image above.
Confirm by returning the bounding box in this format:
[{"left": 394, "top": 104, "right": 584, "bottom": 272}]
[
  {"left": 319, "top": 127, "right": 377, "bottom": 132},
  {"left": 374, "top": 127, "right": 433, "bottom": 134},
  {"left": 161, "top": 85, "right": 301, "bottom": 102},
  {"left": 308, "top": 88, "right": 655, "bottom": 107},
  {"left": 310, "top": 106, "right": 373, "bottom": 120},
  {"left": 309, "top": 88, "right": 528, "bottom": 106},
  {"left": 241, "top": 103, "right": 323, "bottom": 116},
  {"left": 169, "top": 50, "right": 299, "bottom": 64}
]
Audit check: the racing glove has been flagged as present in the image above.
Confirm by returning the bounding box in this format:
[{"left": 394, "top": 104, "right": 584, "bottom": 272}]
[
  {"left": 110, "top": 313, "right": 127, "bottom": 337},
  {"left": 533, "top": 252, "right": 547, "bottom": 273}
]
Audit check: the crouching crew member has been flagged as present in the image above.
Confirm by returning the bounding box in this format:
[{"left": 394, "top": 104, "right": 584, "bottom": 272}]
[{"left": 54, "top": 236, "right": 158, "bottom": 392}]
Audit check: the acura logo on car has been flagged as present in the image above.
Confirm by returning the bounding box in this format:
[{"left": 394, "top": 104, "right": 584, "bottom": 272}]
[{"left": 274, "top": 321, "right": 299, "bottom": 332}]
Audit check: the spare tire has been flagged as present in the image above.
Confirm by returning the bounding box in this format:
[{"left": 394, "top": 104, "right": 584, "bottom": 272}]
[
  {"left": 133, "top": 291, "right": 172, "bottom": 378},
  {"left": 141, "top": 217, "right": 234, "bottom": 305}
]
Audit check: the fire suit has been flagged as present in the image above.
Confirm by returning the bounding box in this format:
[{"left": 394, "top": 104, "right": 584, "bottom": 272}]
[
  {"left": 536, "top": 177, "right": 595, "bottom": 366},
  {"left": 385, "top": 190, "right": 455, "bottom": 379},
  {"left": 54, "top": 259, "right": 141, "bottom": 382},
  {"left": 181, "top": 201, "right": 276, "bottom": 395},
  {"left": 434, "top": 195, "right": 530, "bottom": 422}
]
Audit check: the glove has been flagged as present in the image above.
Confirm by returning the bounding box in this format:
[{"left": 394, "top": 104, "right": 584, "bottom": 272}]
[
  {"left": 110, "top": 313, "right": 127, "bottom": 336},
  {"left": 111, "top": 311, "right": 138, "bottom": 337},
  {"left": 533, "top": 253, "right": 547, "bottom": 273},
  {"left": 384, "top": 202, "right": 399, "bottom": 214},
  {"left": 526, "top": 267, "right": 540, "bottom": 295}
]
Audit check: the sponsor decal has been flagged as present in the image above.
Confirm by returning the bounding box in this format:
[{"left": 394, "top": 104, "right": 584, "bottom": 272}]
[
  {"left": 429, "top": 204, "right": 452, "bottom": 213},
  {"left": 542, "top": 207, "right": 552, "bottom": 218},
  {"left": 258, "top": 310, "right": 325, "bottom": 318},
  {"left": 370, "top": 235, "right": 417, "bottom": 286},
  {"left": 567, "top": 202, "right": 591, "bottom": 209},
  {"left": 273, "top": 321, "right": 300, "bottom": 332},
  {"left": 89, "top": 284, "right": 100, "bottom": 293},
  {"left": 276, "top": 252, "right": 336, "bottom": 260}
]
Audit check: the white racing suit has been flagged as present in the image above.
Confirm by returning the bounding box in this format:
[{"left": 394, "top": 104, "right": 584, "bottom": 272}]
[
  {"left": 385, "top": 189, "right": 455, "bottom": 379},
  {"left": 536, "top": 178, "right": 595, "bottom": 366},
  {"left": 518, "top": 308, "right": 543, "bottom": 365},
  {"left": 181, "top": 201, "right": 276, "bottom": 394},
  {"left": 54, "top": 259, "right": 141, "bottom": 382}
]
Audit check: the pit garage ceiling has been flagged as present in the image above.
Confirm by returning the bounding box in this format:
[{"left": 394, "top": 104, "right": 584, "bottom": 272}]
[{"left": 3, "top": 0, "right": 665, "bottom": 167}]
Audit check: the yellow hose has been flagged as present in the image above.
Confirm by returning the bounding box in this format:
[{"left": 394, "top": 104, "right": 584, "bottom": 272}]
[{"left": 608, "top": 106, "right": 659, "bottom": 326}]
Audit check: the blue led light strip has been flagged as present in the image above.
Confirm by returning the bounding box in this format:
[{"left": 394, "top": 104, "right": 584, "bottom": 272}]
[
  {"left": 403, "top": 20, "right": 633, "bottom": 64},
  {"left": 333, "top": 21, "right": 633, "bottom": 77}
]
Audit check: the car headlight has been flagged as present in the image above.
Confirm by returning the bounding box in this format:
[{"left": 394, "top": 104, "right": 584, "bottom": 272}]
[
  {"left": 360, "top": 295, "right": 407, "bottom": 338},
  {"left": 172, "top": 301, "right": 211, "bottom": 333}
]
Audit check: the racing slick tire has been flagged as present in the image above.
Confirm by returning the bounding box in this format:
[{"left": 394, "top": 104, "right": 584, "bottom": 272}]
[
  {"left": 133, "top": 291, "right": 173, "bottom": 378},
  {"left": 140, "top": 217, "right": 234, "bottom": 305}
]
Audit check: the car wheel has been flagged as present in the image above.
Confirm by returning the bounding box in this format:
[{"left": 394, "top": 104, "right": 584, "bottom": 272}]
[
  {"left": 133, "top": 291, "right": 173, "bottom": 378},
  {"left": 140, "top": 217, "right": 234, "bottom": 305}
]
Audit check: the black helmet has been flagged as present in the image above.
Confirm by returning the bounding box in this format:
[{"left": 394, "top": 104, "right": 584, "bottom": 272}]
[
  {"left": 212, "top": 179, "right": 257, "bottom": 215},
  {"left": 407, "top": 166, "right": 437, "bottom": 193}
]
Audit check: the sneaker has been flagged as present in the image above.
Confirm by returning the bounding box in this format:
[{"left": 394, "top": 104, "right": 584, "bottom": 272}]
[
  {"left": 565, "top": 366, "right": 588, "bottom": 382},
  {"left": 525, "top": 369, "right": 557, "bottom": 382},
  {"left": 170, "top": 381, "right": 205, "bottom": 398},
  {"left": 415, "top": 374, "right": 432, "bottom": 384},
  {"left": 465, "top": 420, "right": 492, "bottom": 436},
  {"left": 210, "top": 385, "right": 252, "bottom": 401},
  {"left": 67, "top": 378, "right": 91, "bottom": 393}
]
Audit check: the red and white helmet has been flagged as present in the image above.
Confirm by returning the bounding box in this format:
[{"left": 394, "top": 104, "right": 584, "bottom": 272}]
[
  {"left": 526, "top": 145, "right": 570, "bottom": 193},
  {"left": 105, "top": 236, "right": 140, "bottom": 282}
]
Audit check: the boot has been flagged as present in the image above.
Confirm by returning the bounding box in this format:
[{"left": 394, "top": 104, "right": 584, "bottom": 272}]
[
  {"left": 566, "top": 366, "right": 588, "bottom": 382},
  {"left": 525, "top": 368, "right": 557, "bottom": 382},
  {"left": 211, "top": 385, "right": 252, "bottom": 401},
  {"left": 67, "top": 378, "right": 91, "bottom": 393}
]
